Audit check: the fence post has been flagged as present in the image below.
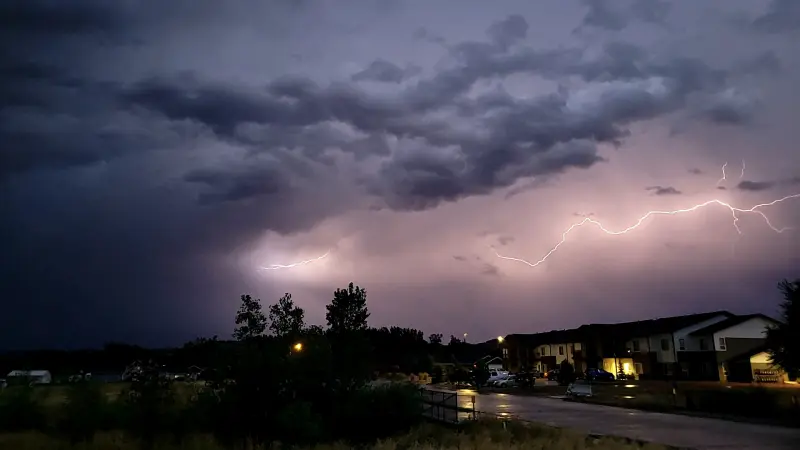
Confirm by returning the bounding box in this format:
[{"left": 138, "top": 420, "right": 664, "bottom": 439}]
[{"left": 471, "top": 395, "right": 476, "bottom": 420}]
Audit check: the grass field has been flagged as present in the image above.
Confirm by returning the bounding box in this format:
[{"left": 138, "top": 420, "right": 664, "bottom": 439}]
[
  {"left": 0, "top": 419, "right": 671, "bottom": 450},
  {"left": 0, "top": 381, "right": 203, "bottom": 408}
]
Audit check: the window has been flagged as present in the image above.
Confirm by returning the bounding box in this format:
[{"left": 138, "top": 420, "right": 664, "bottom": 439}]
[
  {"left": 502, "top": 348, "right": 509, "bottom": 358},
  {"left": 559, "top": 346, "right": 564, "bottom": 356},
  {"left": 679, "top": 339, "right": 686, "bottom": 351},
  {"left": 718, "top": 337, "right": 727, "bottom": 351},
  {"left": 634, "top": 362, "right": 644, "bottom": 375},
  {"left": 632, "top": 339, "right": 640, "bottom": 352},
  {"left": 699, "top": 339, "right": 707, "bottom": 351},
  {"left": 660, "top": 338, "right": 670, "bottom": 351},
  {"left": 574, "top": 342, "right": 582, "bottom": 351}
]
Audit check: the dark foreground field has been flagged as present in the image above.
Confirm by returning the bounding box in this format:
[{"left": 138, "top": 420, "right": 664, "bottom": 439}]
[{"left": 0, "top": 419, "right": 671, "bottom": 450}]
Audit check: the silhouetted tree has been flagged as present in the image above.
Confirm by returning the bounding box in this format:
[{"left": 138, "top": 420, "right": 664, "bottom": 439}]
[
  {"left": 268, "top": 293, "right": 305, "bottom": 337},
  {"left": 428, "top": 333, "right": 443, "bottom": 345},
  {"left": 325, "top": 282, "right": 370, "bottom": 333},
  {"left": 557, "top": 360, "right": 575, "bottom": 386},
  {"left": 448, "top": 335, "right": 462, "bottom": 346},
  {"left": 233, "top": 295, "right": 267, "bottom": 341},
  {"left": 471, "top": 360, "right": 490, "bottom": 389},
  {"left": 766, "top": 278, "right": 800, "bottom": 379}
]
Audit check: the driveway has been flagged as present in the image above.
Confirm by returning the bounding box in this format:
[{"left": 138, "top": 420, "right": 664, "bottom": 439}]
[{"left": 453, "top": 389, "right": 800, "bottom": 450}]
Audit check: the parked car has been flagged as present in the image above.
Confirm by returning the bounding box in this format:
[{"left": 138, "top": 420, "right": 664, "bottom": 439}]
[
  {"left": 585, "top": 368, "right": 615, "bottom": 382},
  {"left": 513, "top": 371, "right": 537, "bottom": 388},
  {"left": 545, "top": 368, "right": 560, "bottom": 381},
  {"left": 487, "top": 370, "right": 510, "bottom": 386},
  {"left": 495, "top": 375, "right": 517, "bottom": 388}
]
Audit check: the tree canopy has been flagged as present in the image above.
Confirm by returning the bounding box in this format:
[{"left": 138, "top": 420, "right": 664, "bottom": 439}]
[
  {"left": 233, "top": 295, "right": 267, "bottom": 341},
  {"left": 766, "top": 278, "right": 800, "bottom": 378},
  {"left": 325, "top": 282, "right": 370, "bottom": 333},
  {"left": 268, "top": 293, "right": 305, "bottom": 338}
]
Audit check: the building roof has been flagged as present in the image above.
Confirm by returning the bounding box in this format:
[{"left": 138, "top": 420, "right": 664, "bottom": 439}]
[
  {"left": 688, "top": 314, "right": 777, "bottom": 336},
  {"left": 506, "top": 311, "right": 734, "bottom": 345},
  {"left": 7, "top": 370, "right": 50, "bottom": 377}
]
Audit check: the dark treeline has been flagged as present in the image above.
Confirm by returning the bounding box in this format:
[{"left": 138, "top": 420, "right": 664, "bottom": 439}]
[
  {"left": 0, "top": 282, "right": 500, "bottom": 448},
  {"left": 0, "top": 289, "right": 497, "bottom": 379}
]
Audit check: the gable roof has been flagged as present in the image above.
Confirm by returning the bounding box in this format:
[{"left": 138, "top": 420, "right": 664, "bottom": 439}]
[
  {"left": 505, "top": 311, "right": 735, "bottom": 345},
  {"left": 478, "top": 356, "right": 503, "bottom": 365},
  {"left": 689, "top": 314, "right": 778, "bottom": 336}
]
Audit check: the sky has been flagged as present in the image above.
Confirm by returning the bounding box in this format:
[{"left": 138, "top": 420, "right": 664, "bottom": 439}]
[{"left": 1, "top": 0, "right": 799, "bottom": 350}]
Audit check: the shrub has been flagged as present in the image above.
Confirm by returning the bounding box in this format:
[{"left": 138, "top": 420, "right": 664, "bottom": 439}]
[
  {"left": 684, "top": 387, "right": 783, "bottom": 418},
  {"left": 0, "top": 386, "right": 47, "bottom": 432},
  {"left": 56, "top": 381, "right": 114, "bottom": 443},
  {"left": 331, "top": 384, "right": 423, "bottom": 443}
]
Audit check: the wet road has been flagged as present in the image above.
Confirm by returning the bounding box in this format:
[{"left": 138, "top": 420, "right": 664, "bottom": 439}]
[{"left": 451, "top": 389, "right": 800, "bottom": 450}]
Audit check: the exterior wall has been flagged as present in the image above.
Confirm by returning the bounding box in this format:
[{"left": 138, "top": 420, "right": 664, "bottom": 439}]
[
  {"left": 716, "top": 337, "right": 766, "bottom": 363},
  {"left": 647, "top": 333, "right": 677, "bottom": 364},
  {"left": 713, "top": 317, "right": 773, "bottom": 351},
  {"left": 534, "top": 342, "right": 583, "bottom": 370},
  {"left": 673, "top": 315, "right": 730, "bottom": 352}
]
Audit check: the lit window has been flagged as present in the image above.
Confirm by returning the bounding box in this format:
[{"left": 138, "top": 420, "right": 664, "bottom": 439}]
[{"left": 718, "top": 337, "right": 727, "bottom": 350}]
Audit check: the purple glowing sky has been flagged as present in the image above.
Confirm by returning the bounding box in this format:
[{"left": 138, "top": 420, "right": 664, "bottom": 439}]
[{"left": 1, "top": 0, "right": 799, "bottom": 349}]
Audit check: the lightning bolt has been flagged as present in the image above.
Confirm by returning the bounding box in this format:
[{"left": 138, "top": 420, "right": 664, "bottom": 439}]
[
  {"left": 260, "top": 249, "right": 331, "bottom": 270},
  {"left": 493, "top": 194, "right": 800, "bottom": 268},
  {"left": 717, "top": 162, "right": 728, "bottom": 186},
  {"left": 739, "top": 159, "right": 746, "bottom": 180}
]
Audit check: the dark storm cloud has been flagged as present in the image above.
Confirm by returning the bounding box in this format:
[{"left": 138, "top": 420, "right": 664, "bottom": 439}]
[
  {"left": 1, "top": 1, "right": 790, "bottom": 350},
  {"left": 485, "top": 14, "right": 529, "bottom": 49},
  {"left": 120, "top": 14, "right": 749, "bottom": 211},
  {"left": 184, "top": 165, "right": 289, "bottom": 205},
  {"left": 413, "top": 26, "right": 446, "bottom": 44},
  {"left": 737, "top": 180, "right": 776, "bottom": 192},
  {"left": 576, "top": 0, "right": 670, "bottom": 32},
  {"left": 351, "top": 59, "right": 420, "bottom": 83},
  {"left": 0, "top": 1, "right": 143, "bottom": 178},
  {"left": 688, "top": 168, "right": 704, "bottom": 175},
  {"left": 645, "top": 186, "right": 682, "bottom": 196},
  {"left": 0, "top": 0, "right": 130, "bottom": 36},
  {"left": 497, "top": 235, "right": 515, "bottom": 246},
  {"left": 737, "top": 177, "right": 800, "bottom": 192},
  {"left": 752, "top": 0, "right": 800, "bottom": 33}
]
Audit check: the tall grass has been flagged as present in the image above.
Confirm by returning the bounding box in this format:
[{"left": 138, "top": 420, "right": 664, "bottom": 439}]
[{"left": 0, "top": 420, "right": 670, "bottom": 450}]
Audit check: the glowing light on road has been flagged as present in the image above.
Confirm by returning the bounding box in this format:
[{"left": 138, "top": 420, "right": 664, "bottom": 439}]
[
  {"left": 494, "top": 194, "right": 800, "bottom": 268},
  {"left": 259, "top": 249, "right": 331, "bottom": 270}
]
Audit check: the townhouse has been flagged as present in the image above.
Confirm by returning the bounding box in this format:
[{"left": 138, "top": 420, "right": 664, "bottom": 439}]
[{"left": 502, "top": 310, "right": 786, "bottom": 382}]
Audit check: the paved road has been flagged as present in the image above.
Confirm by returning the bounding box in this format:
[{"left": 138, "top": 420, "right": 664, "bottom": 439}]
[{"left": 451, "top": 389, "right": 800, "bottom": 450}]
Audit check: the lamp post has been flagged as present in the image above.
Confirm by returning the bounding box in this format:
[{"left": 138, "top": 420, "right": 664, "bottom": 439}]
[{"left": 292, "top": 342, "right": 303, "bottom": 353}]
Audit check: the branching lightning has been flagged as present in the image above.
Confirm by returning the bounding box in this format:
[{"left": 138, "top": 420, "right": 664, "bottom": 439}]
[
  {"left": 739, "top": 159, "right": 746, "bottom": 180},
  {"left": 493, "top": 194, "right": 800, "bottom": 268},
  {"left": 716, "top": 162, "right": 728, "bottom": 186},
  {"left": 260, "top": 249, "right": 331, "bottom": 270}
]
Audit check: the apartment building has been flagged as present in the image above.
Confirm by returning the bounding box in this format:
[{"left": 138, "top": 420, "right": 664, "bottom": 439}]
[{"left": 502, "top": 311, "right": 781, "bottom": 381}]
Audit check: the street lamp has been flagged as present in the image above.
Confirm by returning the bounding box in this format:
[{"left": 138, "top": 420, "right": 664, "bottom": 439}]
[
  {"left": 293, "top": 342, "right": 303, "bottom": 352},
  {"left": 497, "top": 336, "right": 504, "bottom": 343},
  {"left": 463, "top": 333, "right": 468, "bottom": 342}
]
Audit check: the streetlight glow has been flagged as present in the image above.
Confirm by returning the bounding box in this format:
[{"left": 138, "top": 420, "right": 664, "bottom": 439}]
[
  {"left": 293, "top": 342, "right": 303, "bottom": 352},
  {"left": 497, "top": 336, "right": 504, "bottom": 343}
]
